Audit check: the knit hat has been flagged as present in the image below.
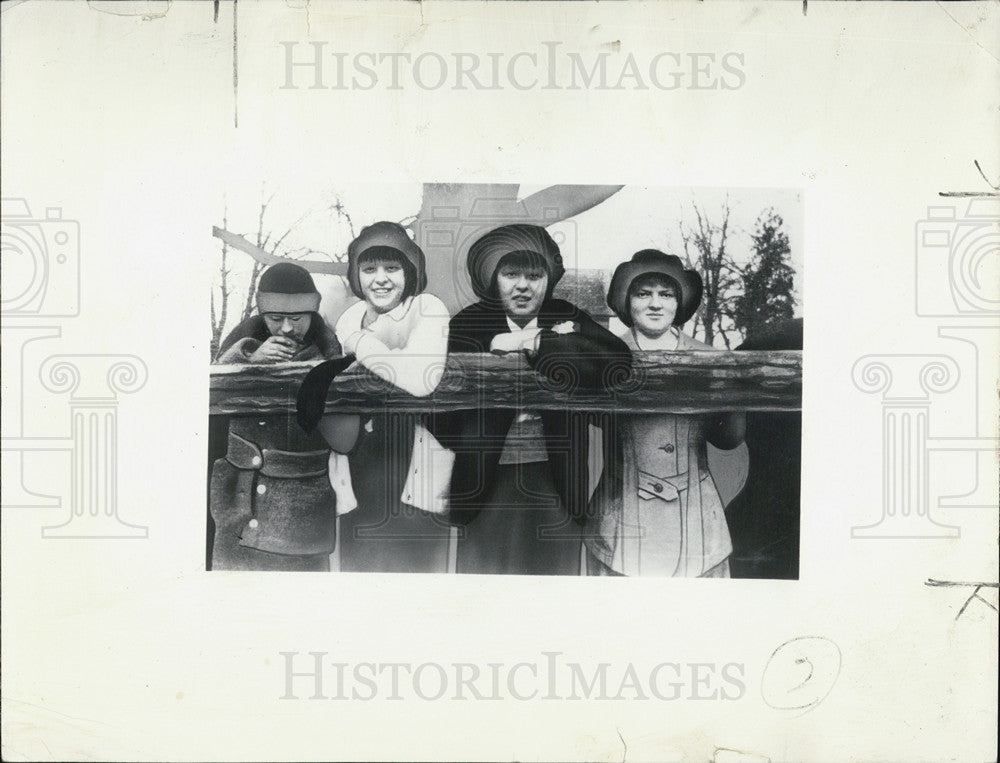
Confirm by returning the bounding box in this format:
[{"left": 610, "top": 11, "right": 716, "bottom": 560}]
[
  {"left": 466, "top": 224, "right": 565, "bottom": 300},
  {"left": 607, "top": 250, "right": 703, "bottom": 327},
  {"left": 256, "top": 262, "right": 321, "bottom": 314},
  {"left": 346, "top": 221, "right": 427, "bottom": 299}
]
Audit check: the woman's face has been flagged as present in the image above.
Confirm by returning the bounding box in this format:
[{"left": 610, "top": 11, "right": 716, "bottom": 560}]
[
  {"left": 496, "top": 263, "right": 548, "bottom": 324},
  {"left": 629, "top": 274, "right": 678, "bottom": 339},
  {"left": 359, "top": 257, "right": 407, "bottom": 314}
]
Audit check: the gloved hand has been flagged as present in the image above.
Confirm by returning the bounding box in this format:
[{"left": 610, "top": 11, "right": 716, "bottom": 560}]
[{"left": 295, "top": 354, "right": 356, "bottom": 433}]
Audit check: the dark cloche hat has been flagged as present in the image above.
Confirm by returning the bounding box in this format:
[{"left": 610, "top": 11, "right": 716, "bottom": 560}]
[
  {"left": 466, "top": 224, "right": 565, "bottom": 300},
  {"left": 607, "top": 249, "right": 703, "bottom": 327},
  {"left": 256, "top": 261, "right": 321, "bottom": 313},
  {"left": 346, "top": 221, "right": 428, "bottom": 299}
]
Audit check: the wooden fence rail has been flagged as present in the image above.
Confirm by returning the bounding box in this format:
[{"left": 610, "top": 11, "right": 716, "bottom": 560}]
[{"left": 209, "top": 350, "right": 802, "bottom": 416}]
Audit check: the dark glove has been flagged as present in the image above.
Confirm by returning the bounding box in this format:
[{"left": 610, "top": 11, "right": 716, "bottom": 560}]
[{"left": 295, "top": 354, "right": 356, "bottom": 433}]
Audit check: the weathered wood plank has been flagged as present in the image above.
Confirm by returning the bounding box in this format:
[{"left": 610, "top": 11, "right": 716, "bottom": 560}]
[{"left": 209, "top": 351, "right": 802, "bottom": 415}]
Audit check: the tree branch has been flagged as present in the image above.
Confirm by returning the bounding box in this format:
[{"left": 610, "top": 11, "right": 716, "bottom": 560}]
[{"left": 211, "top": 227, "right": 348, "bottom": 275}]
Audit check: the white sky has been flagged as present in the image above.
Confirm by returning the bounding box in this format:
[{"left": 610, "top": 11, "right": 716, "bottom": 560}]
[{"left": 213, "top": 182, "right": 803, "bottom": 338}]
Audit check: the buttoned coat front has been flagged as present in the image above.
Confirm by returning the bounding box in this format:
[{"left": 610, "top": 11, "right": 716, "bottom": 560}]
[
  {"left": 584, "top": 330, "right": 735, "bottom": 577},
  {"left": 210, "top": 315, "right": 344, "bottom": 571}
]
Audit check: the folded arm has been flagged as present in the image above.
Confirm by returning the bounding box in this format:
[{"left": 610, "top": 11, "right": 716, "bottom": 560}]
[
  {"left": 340, "top": 297, "right": 451, "bottom": 398},
  {"left": 532, "top": 306, "right": 633, "bottom": 391}
]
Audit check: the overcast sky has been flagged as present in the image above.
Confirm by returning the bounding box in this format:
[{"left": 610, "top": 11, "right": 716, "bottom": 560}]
[{"left": 214, "top": 182, "right": 803, "bottom": 338}]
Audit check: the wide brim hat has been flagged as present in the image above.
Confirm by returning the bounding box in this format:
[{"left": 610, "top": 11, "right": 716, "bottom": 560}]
[
  {"left": 347, "top": 221, "right": 427, "bottom": 299},
  {"left": 607, "top": 249, "right": 703, "bottom": 326},
  {"left": 466, "top": 224, "right": 565, "bottom": 300}
]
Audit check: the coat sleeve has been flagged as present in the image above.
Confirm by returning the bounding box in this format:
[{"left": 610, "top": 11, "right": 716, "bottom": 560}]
[
  {"left": 426, "top": 304, "right": 490, "bottom": 449},
  {"left": 215, "top": 317, "right": 267, "bottom": 364},
  {"left": 350, "top": 294, "right": 451, "bottom": 398},
  {"left": 313, "top": 318, "right": 344, "bottom": 359},
  {"left": 532, "top": 304, "right": 633, "bottom": 391},
  {"left": 678, "top": 332, "right": 746, "bottom": 449},
  {"left": 215, "top": 337, "right": 261, "bottom": 364}
]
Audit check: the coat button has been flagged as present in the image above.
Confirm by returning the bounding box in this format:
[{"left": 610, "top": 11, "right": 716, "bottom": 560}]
[
  {"left": 251, "top": 456, "right": 262, "bottom": 467},
  {"left": 248, "top": 519, "right": 259, "bottom": 529},
  {"left": 664, "top": 444, "right": 675, "bottom": 453},
  {"left": 653, "top": 483, "right": 663, "bottom": 493},
  {"left": 258, "top": 420, "right": 267, "bottom": 427},
  {"left": 256, "top": 484, "right": 266, "bottom": 495}
]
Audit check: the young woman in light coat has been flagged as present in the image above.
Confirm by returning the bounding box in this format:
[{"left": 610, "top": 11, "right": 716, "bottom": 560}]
[
  {"left": 586, "top": 250, "right": 746, "bottom": 577},
  {"left": 298, "top": 221, "right": 454, "bottom": 573}
]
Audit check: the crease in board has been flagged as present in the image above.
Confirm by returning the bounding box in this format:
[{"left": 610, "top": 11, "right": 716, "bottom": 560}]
[
  {"left": 714, "top": 748, "right": 771, "bottom": 763},
  {"left": 233, "top": 0, "right": 239, "bottom": 128},
  {"left": 86, "top": 0, "right": 171, "bottom": 20},
  {"left": 285, "top": 0, "right": 312, "bottom": 36},
  {"left": 212, "top": 0, "right": 237, "bottom": 127},
  {"left": 0, "top": 0, "right": 31, "bottom": 13},
  {"left": 934, "top": 0, "right": 1000, "bottom": 66}
]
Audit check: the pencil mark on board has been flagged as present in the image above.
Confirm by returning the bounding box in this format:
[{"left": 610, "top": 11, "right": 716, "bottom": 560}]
[
  {"left": 761, "top": 636, "right": 841, "bottom": 715},
  {"left": 926, "top": 579, "right": 1000, "bottom": 621}
]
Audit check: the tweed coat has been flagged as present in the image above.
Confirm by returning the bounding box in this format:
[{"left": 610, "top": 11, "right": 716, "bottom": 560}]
[{"left": 210, "top": 315, "right": 343, "bottom": 571}]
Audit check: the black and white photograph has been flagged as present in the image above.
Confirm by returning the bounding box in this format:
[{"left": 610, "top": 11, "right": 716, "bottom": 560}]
[
  {"left": 207, "top": 184, "right": 803, "bottom": 578},
  {"left": 2, "top": 2, "right": 997, "bottom": 761}
]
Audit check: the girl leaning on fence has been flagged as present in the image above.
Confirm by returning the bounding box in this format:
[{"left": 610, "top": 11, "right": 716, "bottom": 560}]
[
  {"left": 585, "top": 250, "right": 747, "bottom": 577},
  {"left": 210, "top": 262, "right": 347, "bottom": 571},
  {"left": 432, "top": 224, "right": 633, "bottom": 575},
  {"left": 297, "top": 221, "right": 454, "bottom": 573}
]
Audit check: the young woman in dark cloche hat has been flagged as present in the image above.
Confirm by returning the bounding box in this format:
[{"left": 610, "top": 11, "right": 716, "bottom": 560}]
[{"left": 435, "top": 223, "right": 633, "bottom": 575}]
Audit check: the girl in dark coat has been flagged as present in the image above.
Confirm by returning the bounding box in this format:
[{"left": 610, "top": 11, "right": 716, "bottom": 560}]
[
  {"left": 435, "top": 224, "right": 632, "bottom": 575},
  {"left": 210, "top": 262, "right": 346, "bottom": 571}
]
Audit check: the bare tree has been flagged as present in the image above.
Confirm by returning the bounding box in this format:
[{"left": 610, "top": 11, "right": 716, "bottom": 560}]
[
  {"left": 679, "top": 199, "right": 741, "bottom": 348},
  {"left": 240, "top": 194, "right": 270, "bottom": 322},
  {"left": 211, "top": 184, "right": 622, "bottom": 344},
  {"left": 211, "top": 191, "right": 357, "bottom": 348},
  {"left": 209, "top": 206, "right": 231, "bottom": 360}
]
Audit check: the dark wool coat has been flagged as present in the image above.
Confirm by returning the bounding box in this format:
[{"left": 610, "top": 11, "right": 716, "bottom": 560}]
[
  {"left": 210, "top": 316, "right": 343, "bottom": 571},
  {"left": 430, "top": 297, "right": 632, "bottom": 526},
  {"left": 215, "top": 314, "right": 341, "bottom": 364}
]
